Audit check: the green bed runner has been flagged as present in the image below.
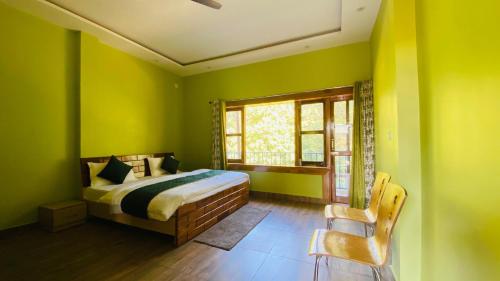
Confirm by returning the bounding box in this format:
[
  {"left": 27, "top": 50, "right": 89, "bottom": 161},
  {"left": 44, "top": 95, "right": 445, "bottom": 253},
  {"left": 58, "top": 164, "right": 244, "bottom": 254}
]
[{"left": 121, "top": 170, "right": 227, "bottom": 219}]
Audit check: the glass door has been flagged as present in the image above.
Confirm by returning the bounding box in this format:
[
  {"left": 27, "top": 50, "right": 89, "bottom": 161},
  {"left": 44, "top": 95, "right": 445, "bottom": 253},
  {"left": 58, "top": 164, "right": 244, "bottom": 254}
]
[{"left": 330, "top": 99, "right": 353, "bottom": 204}]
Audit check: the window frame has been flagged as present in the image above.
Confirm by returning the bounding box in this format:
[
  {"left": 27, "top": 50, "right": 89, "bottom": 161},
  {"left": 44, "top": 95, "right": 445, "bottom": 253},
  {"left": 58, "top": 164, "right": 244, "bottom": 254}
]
[
  {"left": 330, "top": 96, "right": 353, "bottom": 157},
  {"left": 296, "top": 99, "right": 327, "bottom": 167},
  {"left": 330, "top": 95, "right": 354, "bottom": 204},
  {"left": 225, "top": 86, "right": 353, "bottom": 173},
  {"left": 225, "top": 107, "right": 245, "bottom": 164}
]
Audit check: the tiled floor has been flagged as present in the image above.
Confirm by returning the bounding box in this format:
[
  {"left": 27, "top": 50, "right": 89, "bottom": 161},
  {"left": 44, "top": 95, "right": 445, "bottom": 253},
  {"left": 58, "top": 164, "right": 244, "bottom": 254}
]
[{"left": 0, "top": 198, "right": 392, "bottom": 281}]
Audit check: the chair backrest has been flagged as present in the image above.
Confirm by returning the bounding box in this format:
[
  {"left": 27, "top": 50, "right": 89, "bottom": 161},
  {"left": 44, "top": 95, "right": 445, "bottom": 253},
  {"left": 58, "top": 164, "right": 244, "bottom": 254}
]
[
  {"left": 373, "top": 183, "right": 407, "bottom": 265},
  {"left": 367, "top": 172, "right": 391, "bottom": 219}
]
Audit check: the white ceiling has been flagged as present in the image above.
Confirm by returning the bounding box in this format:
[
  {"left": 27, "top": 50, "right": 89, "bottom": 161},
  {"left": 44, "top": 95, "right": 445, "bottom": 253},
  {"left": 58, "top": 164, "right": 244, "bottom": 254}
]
[{"left": 4, "top": 0, "right": 380, "bottom": 76}]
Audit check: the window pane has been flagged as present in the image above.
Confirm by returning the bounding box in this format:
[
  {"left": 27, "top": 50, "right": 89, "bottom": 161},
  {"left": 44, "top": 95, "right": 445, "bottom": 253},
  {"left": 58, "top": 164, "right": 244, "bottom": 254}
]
[
  {"left": 245, "top": 101, "right": 295, "bottom": 166},
  {"left": 334, "top": 101, "right": 347, "bottom": 124},
  {"left": 226, "top": 136, "right": 242, "bottom": 160},
  {"left": 301, "top": 103, "right": 323, "bottom": 131},
  {"left": 226, "top": 110, "right": 242, "bottom": 134},
  {"left": 333, "top": 100, "right": 351, "bottom": 152},
  {"left": 301, "top": 134, "right": 324, "bottom": 162},
  {"left": 335, "top": 156, "right": 351, "bottom": 197},
  {"left": 334, "top": 124, "right": 349, "bottom": 151}
]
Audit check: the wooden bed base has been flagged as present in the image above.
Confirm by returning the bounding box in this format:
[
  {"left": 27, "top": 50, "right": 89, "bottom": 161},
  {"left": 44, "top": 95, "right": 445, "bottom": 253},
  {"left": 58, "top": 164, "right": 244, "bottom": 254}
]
[{"left": 86, "top": 181, "right": 250, "bottom": 246}]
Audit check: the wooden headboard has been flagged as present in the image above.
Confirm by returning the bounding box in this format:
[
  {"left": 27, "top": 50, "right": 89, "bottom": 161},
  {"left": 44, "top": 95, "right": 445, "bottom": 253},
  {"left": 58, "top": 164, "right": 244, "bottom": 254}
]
[{"left": 80, "top": 152, "right": 174, "bottom": 187}]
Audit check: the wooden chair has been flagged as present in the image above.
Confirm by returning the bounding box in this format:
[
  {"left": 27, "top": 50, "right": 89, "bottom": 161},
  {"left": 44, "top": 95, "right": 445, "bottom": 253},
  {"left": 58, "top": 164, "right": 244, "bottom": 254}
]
[
  {"left": 325, "top": 172, "right": 391, "bottom": 234},
  {"left": 309, "top": 183, "right": 407, "bottom": 281}
]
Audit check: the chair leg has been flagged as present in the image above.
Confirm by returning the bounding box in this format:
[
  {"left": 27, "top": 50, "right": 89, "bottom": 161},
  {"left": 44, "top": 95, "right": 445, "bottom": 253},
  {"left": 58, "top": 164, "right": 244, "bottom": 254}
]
[
  {"left": 313, "top": 256, "right": 321, "bottom": 281},
  {"left": 326, "top": 218, "right": 332, "bottom": 230},
  {"left": 370, "top": 266, "right": 382, "bottom": 281},
  {"left": 377, "top": 267, "right": 383, "bottom": 281},
  {"left": 313, "top": 256, "right": 318, "bottom": 281},
  {"left": 365, "top": 223, "right": 375, "bottom": 237}
]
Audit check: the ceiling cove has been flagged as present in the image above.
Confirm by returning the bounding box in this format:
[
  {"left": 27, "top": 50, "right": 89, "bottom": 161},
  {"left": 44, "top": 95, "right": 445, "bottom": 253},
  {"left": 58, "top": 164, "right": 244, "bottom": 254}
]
[
  {"left": 4, "top": 0, "right": 380, "bottom": 76},
  {"left": 47, "top": 0, "right": 342, "bottom": 66}
]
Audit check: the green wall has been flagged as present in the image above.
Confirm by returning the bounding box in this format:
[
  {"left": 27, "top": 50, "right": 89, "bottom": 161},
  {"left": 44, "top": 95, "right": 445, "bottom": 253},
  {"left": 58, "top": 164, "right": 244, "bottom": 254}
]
[
  {"left": 183, "top": 43, "right": 372, "bottom": 198},
  {"left": 371, "top": 0, "right": 423, "bottom": 280},
  {"left": 80, "top": 33, "right": 184, "bottom": 158},
  {"left": 248, "top": 172, "right": 323, "bottom": 199},
  {"left": 0, "top": 3, "right": 184, "bottom": 230},
  {"left": 371, "top": 0, "right": 398, "bottom": 181},
  {"left": 373, "top": 0, "right": 500, "bottom": 280},
  {"left": 0, "top": 1, "right": 369, "bottom": 228},
  {"left": 3, "top": 2, "right": 500, "bottom": 280},
  {"left": 0, "top": 3, "right": 80, "bottom": 229},
  {"left": 370, "top": 0, "right": 400, "bottom": 275},
  {"left": 416, "top": 0, "right": 500, "bottom": 280}
]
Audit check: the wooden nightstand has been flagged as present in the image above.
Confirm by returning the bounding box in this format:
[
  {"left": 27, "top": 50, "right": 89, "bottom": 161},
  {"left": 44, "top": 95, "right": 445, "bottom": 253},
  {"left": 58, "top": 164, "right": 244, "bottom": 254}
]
[{"left": 39, "top": 200, "right": 87, "bottom": 232}]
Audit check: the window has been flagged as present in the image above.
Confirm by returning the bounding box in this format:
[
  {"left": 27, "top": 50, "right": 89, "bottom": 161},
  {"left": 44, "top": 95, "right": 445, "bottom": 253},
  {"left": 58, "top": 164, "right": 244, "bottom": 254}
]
[
  {"left": 245, "top": 101, "right": 295, "bottom": 166},
  {"left": 225, "top": 109, "right": 244, "bottom": 163},
  {"left": 331, "top": 99, "right": 354, "bottom": 201},
  {"left": 299, "top": 101, "right": 325, "bottom": 165},
  {"left": 224, "top": 87, "right": 352, "bottom": 169},
  {"left": 224, "top": 87, "right": 353, "bottom": 204}
]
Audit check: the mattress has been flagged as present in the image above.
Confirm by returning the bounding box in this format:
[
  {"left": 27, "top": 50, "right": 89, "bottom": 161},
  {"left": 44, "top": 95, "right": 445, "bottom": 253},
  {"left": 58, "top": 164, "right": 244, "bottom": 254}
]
[{"left": 83, "top": 169, "right": 249, "bottom": 221}]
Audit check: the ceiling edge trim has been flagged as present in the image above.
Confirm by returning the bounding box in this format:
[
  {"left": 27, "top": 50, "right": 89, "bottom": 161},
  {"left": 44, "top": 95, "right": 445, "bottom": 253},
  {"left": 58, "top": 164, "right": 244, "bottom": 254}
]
[
  {"left": 44, "top": 0, "right": 342, "bottom": 66},
  {"left": 44, "top": 0, "right": 183, "bottom": 66},
  {"left": 183, "top": 27, "right": 341, "bottom": 65}
]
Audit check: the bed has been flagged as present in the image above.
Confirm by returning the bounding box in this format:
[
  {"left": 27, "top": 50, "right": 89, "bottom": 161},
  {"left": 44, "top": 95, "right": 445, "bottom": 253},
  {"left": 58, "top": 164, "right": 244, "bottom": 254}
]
[{"left": 80, "top": 152, "right": 250, "bottom": 246}]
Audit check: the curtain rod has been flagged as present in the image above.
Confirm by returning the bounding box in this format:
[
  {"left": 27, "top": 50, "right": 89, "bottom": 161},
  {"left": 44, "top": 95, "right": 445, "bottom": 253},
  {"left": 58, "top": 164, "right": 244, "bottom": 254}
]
[{"left": 207, "top": 85, "right": 354, "bottom": 104}]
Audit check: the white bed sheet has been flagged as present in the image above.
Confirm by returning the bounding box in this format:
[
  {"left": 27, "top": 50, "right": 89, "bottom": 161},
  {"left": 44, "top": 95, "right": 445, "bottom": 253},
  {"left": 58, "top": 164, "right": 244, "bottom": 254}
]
[
  {"left": 84, "top": 169, "right": 249, "bottom": 221},
  {"left": 83, "top": 176, "right": 153, "bottom": 202}
]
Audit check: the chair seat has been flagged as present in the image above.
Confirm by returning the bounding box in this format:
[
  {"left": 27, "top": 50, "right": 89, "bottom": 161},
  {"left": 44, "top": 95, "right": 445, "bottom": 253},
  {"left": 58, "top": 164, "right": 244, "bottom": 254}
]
[
  {"left": 308, "top": 229, "right": 383, "bottom": 266},
  {"left": 324, "top": 204, "right": 375, "bottom": 224}
]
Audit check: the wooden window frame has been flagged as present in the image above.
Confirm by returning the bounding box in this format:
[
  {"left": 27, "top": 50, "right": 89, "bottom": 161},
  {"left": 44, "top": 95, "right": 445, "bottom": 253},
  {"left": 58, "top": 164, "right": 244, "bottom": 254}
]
[
  {"left": 297, "top": 99, "right": 327, "bottom": 167},
  {"left": 225, "top": 86, "right": 353, "bottom": 174},
  {"left": 330, "top": 96, "right": 354, "bottom": 204},
  {"left": 225, "top": 107, "right": 245, "bottom": 164},
  {"left": 330, "top": 94, "right": 353, "bottom": 157}
]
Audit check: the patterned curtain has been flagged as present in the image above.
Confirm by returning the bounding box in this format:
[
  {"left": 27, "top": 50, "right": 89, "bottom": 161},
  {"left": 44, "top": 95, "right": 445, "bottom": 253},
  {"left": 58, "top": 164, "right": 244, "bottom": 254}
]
[
  {"left": 349, "top": 80, "right": 376, "bottom": 208},
  {"left": 210, "top": 100, "right": 227, "bottom": 170}
]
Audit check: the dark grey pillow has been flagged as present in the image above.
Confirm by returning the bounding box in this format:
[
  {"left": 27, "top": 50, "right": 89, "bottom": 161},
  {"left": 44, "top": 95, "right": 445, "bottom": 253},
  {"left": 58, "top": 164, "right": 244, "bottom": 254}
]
[
  {"left": 98, "top": 155, "right": 132, "bottom": 184},
  {"left": 161, "top": 156, "right": 180, "bottom": 174}
]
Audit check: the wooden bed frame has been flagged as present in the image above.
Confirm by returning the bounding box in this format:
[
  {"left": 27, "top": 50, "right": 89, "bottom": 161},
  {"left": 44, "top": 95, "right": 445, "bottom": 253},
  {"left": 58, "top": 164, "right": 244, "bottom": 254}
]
[{"left": 80, "top": 153, "right": 250, "bottom": 246}]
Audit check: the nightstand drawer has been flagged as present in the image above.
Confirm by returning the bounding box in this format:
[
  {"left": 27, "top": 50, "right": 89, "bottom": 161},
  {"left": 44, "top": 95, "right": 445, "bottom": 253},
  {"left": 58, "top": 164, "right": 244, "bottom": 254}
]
[
  {"left": 52, "top": 204, "right": 86, "bottom": 226},
  {"left": 39, "top": 200, "right": 87, "bottom": 232}
]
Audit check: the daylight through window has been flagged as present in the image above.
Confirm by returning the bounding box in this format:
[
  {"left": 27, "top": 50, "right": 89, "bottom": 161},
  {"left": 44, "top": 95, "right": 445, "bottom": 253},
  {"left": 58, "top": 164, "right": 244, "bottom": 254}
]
[{"left": 224, "top": 89, "right": 352, "bottom": 168}]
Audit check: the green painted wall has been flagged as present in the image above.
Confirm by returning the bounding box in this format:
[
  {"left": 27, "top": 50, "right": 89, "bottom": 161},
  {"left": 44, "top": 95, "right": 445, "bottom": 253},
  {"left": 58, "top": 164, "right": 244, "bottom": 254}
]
[
  {"left": 183, "top": 43, "right": 372, "bottom": 198},
  {"left": 0, "top": 3, "right": 80, "bottom": 229},
  {"left": 370, "top": 0, "right": 400, "bottom": 275},
  {"left": 80, "top": 33, "right": 184, "bottom": 158},
  {"left": 371, "top": 0, "right": 399, "bottom": 181},
  {"left": 248, "top": 172, "right": 323, "bottom": 199},
  {"left": 416, "top": 0, "right": 500, "bottom": 280},
  {"left": 371, "top": 0, "right": 423, "bottom": 280},
  {"left": 373, "top": 0, "right": 500, "bottom": 280},
  {"left": 3, "top": 2, "right": 499, "bottom": 280},
  {"left": 0, "top": 3, "right": 185, "bottom": 230}
]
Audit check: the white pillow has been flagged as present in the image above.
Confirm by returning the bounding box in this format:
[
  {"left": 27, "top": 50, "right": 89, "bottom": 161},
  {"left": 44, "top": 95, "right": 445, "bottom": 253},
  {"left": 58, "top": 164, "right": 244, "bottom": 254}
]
[
  {"left": 88, "top": 161, "right": 137, "bottom": 187},
  {"left": 147, "top": 157, "right": 168, "bottom": 177}
]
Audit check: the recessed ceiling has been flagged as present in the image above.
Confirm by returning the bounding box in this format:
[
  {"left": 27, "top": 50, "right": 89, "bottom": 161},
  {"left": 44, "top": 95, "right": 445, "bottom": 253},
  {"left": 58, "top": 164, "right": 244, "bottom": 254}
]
[{"left": 4, "top": 0, "right": 380, "bottom": 76}]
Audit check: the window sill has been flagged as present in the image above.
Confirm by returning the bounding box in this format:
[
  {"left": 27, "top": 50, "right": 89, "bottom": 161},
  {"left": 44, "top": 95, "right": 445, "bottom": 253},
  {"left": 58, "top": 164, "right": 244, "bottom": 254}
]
[{"left": 227, "top": 164, "right": 330, "bottom": 175}]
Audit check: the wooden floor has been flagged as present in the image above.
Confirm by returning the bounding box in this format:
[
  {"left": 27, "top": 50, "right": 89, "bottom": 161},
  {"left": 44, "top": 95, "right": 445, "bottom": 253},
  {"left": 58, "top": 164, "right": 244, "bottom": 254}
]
[{"left": 0, "top": 198, "right": 394, "bottom": 281}]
